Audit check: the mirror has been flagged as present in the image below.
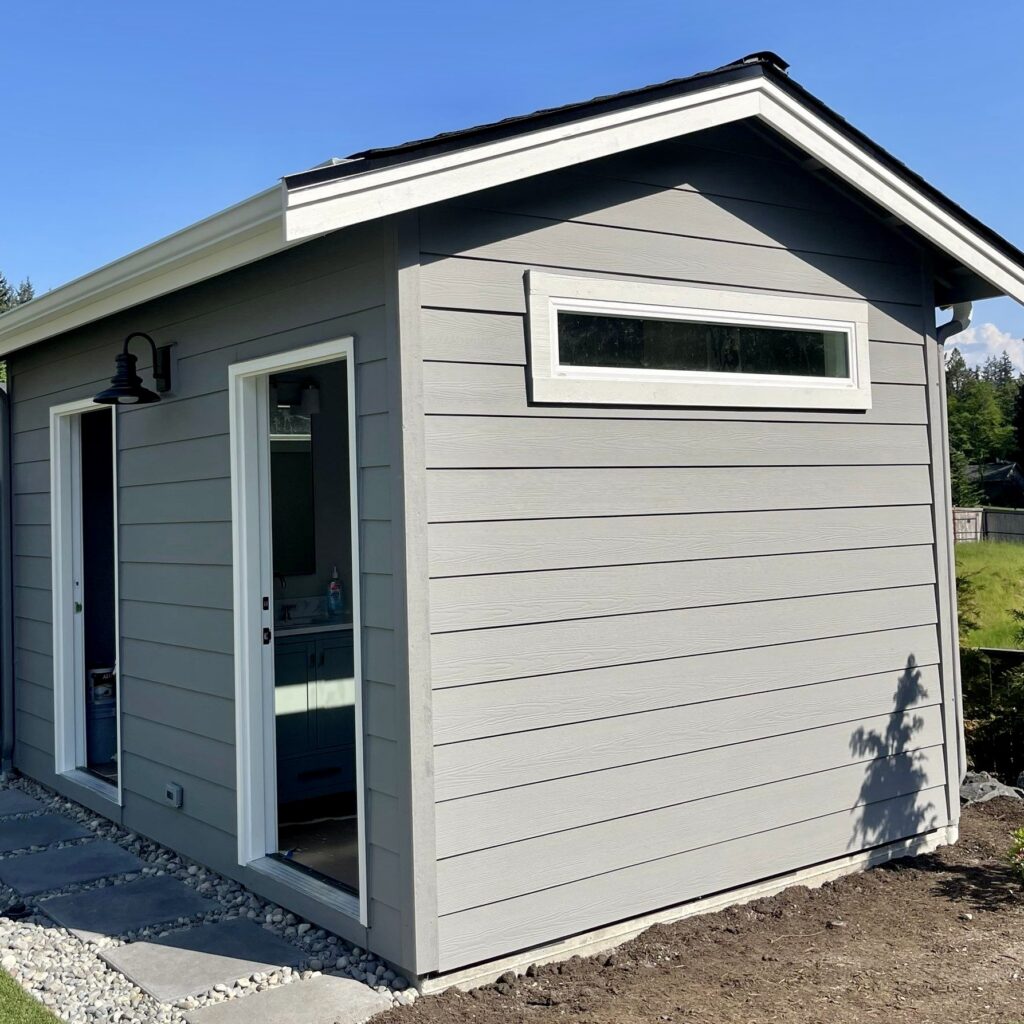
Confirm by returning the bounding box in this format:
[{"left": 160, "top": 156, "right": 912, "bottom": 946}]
[{"left": 269, "top": 397, "right": 316, "bottom": 576}]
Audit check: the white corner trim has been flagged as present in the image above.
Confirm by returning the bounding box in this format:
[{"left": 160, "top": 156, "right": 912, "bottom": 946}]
[
  {"left": 526, "top": 271, "right": 872, "bottom": 410},
  {"left": 0, "top": 187, "right": 287, "bottom": 355}
]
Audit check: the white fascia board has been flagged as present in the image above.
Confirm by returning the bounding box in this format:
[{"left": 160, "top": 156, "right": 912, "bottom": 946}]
[
  {"left": 756, "top": 82, "right": 1024, "bottom": 306},
  {"left": 0, "top": 186, "right": 287, "bottom": 355},
  {"left": 283, "top": 79, "right": 765, "bottom": 240},
  {"left": 3, "top": 72, "right": 1022, "bottom": 360},
  {"left": 286, "top": 77, "right": 1024, "bottom": 307}
]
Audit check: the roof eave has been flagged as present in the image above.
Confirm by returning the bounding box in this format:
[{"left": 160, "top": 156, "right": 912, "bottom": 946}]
[
  {"left": 281, "top": 75, "right": 1024, "bottom": 309},
  {"left": 0, "top": 186, "right": 288, "bottom": 356},
  {"left": 1, "top": 62, "right": 1022, "bottom": 358}
]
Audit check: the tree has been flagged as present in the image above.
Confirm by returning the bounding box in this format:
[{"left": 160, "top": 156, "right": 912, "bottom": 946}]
[
  {"left": 950, "top": 447, "right": 983, "bottom": 507},
  {"left": 945, "top": 345, "right": 1024, "bottom": 508},
  {"left": 0, "top": 271, "right": 33, "bottom": 314},
  {"left": 0, "top": 271, "right": 33, "bottom": 386},
  {"left": 946, "top": 347, "right": 977, "bottom": 396},
  {"left": 947, "top": 367, "right": 1013, "bottom": 464},
  {"left": 980, "top": 352, "right": 1019, "bottom": 424}
]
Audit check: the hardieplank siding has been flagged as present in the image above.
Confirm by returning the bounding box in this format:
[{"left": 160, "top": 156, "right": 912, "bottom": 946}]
[
  {"left": 8, "top": 115, "right": 960, "bottom": 981},
  {"left": 8, "top": 224, "right": 412, "bottom": 963},
  {"left": 415, "top": 122, "right": 952, "bottom": 971}
]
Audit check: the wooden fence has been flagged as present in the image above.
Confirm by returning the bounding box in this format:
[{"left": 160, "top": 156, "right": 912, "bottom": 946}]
[{"left": 953, "top": 506, "right": 1024, "bottom": 544}]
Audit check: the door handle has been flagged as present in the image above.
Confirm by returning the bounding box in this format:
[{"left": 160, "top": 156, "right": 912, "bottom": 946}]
[{"left": 262, "top": 627, "right": 272, "bottom": 645}]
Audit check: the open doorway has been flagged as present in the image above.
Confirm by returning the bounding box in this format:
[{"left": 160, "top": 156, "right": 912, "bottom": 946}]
[
  {"left": 230, "top": 338, "right": 365, "bottom": 922},
  {"left": 50, "top": 401, "right": 120, "bottom": 799}
]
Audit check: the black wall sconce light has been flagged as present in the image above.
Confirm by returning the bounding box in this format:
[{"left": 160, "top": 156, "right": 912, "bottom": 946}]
[{"left": 94, "top": 332, "right": 173, "bottom": 405}]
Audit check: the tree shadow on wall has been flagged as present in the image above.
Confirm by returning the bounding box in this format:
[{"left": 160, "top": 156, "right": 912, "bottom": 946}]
[{"left": 847, "top": 655, "right": 940, "bottom": 852}]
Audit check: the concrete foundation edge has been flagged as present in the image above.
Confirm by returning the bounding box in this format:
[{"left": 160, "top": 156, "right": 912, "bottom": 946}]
[{"left": 418, "top": 824, "right": 958, "bottom": 994}]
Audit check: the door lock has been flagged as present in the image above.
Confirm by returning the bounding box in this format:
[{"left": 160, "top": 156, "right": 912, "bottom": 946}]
[{"left": 262, "top": 627, "right": 272, "bottom": 645}]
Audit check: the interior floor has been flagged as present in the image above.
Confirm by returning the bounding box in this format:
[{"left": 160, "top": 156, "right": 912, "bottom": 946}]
[
  {"left": 85, "top": 760, "right": 118, "bottom": 784},
  {"left": 276, "top": 795, "right": 359, "bottom": 893}
]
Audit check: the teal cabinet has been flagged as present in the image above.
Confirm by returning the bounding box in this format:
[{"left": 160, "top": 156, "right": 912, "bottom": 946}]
[{"left": 274, "top": 630, "right": 356, "bottom": 803}]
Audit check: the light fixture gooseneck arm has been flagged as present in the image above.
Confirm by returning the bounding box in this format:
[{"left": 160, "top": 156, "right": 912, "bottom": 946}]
[{"left": 122, "top": 331, "right": 158, "bottom": 363}]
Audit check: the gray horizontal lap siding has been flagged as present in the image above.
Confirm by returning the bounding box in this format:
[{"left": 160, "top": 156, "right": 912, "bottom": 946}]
[
  {"left": 8, "top": 224, "right": 409, "bottom": 961},
  {"left": 416, "top": 123, "right": 951, "bottom": 971}
]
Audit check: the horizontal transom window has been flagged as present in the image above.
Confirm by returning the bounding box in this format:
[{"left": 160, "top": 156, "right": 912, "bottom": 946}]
[{"left": 527, "top": 272, "right": 872, "bottom": 410}]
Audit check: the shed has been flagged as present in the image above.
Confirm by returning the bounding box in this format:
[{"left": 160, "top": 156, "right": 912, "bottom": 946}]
[{"left": 1, "top": 51, "right": 1023, "bottom": 988}]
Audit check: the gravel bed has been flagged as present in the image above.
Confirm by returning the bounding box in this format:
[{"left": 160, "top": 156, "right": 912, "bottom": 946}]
[{"left": 0, "top": 773, "right": 416, "bottom": 1022}]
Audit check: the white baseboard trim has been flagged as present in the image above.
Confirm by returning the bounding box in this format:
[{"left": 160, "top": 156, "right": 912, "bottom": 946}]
[{"left": 419, "top": 825, "right": 957, "bottom": 995}]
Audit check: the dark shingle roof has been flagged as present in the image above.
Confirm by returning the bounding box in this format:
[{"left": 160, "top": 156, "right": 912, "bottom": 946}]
[{"left": 283, "top": 51, "right": 1024, "bottom": 277}]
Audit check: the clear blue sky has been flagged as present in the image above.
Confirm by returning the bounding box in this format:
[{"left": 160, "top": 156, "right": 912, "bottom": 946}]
[{"left": 3, "top": 0, "right": 1023, "bottom": 364}]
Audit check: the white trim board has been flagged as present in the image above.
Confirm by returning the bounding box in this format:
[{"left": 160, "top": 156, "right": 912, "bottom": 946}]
[
  {"left": 228, "top": 335, "right": 368, "bottom": 927},
  {"left": 526, "top": 271, "right": 872, "bottom": 410},
  {"left": 1, "top": 73, "right": 1022, "bottom": 357},
  {"left": 50, "top": 399, "right": 123, "bottom": 807}
]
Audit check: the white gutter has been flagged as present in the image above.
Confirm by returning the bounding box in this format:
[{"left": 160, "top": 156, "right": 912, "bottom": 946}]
[{"left": 0, "top": 187, "right": 288, "bottom": 355}]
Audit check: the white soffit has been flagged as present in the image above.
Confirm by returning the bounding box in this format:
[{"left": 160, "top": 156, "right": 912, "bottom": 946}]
[{"left": 1, "top": 74, "right": 1022, "bottom": 357}]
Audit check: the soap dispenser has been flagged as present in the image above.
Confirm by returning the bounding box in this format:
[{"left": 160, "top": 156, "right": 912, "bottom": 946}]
[{"left": 327, "top": 565, "right": 343, "bottom": 620}]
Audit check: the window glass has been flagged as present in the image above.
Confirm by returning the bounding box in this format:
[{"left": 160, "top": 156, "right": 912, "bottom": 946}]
[{"left": 557, "top": 311, "right": 850, "bottom": 379}]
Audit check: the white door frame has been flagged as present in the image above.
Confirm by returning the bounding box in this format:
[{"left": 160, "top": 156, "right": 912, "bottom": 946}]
[
  {"left": 50, "top": 399, "right": 122, "bottom": 804},
  {"left": 229, "top": 336, "right": 366, "bottom": 925}
]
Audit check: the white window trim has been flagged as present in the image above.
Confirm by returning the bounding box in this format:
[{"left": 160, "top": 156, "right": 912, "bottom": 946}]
[
  {"left": 229, "top": 336, "right": 367, "bottom": 927},
  {"left": 50, "top": 399, "right": 122, "bottom": 806},
  {"left": 526, "top": 271, "right": 872, "bottom": 410}
]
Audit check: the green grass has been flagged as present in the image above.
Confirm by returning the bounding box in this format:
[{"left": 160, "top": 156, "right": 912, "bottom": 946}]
[
  {"left": 0, "top": 971, "right": 58, "bottom": 1024},
  {"left": 956, "top": 540, "right": 1024, "bottom": 648}
]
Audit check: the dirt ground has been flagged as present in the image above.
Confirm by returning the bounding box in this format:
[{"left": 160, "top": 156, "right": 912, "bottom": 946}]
[{"left": 376, "top": 799, "right": 1024, "bottom": 1024}]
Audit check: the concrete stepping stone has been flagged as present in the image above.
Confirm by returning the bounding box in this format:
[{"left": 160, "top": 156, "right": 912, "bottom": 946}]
[
  {"left": 0, "top": 791, "right": 43, "bottom": 817},
  {"left": 184, "top": 975, "right": 392, "bottom": 1024},
  {"left": 0, "top": 813, "right": 90, "bottom": 853},
  {"left": 0, "top": 840, "right": 143, "bottom": 895},
  {"left": 40, "top": 874, "right": 217, "bottom": 942},
  {"left": 101, "top": 918, "right": 305, "bottom": 1003}
]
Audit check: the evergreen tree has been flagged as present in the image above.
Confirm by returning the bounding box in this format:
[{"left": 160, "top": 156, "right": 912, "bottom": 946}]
[
  {"left": 1012, "top": 373, "right": 1024, "bottom": 465},
  {"left": 980, "top": 352, "right": 1019, "bottom": 423},
  {"left": 0, "top": 270, "right": 33, "bottom": 386},
  {"left": 13, "top": 279, "right": 33, "bottom": 306},
  {"left": 950, "top": 447, "right": 983, "bottom": 506},
  {"left": 0, "top": 271, "right": 33, "bottom": 314},
  {"left": 946, "top": 359, "right": 1013, "bottom": 463},
  {"left": 945, "top": 347, "right": 977, "bottom": 396},
  {"left": 945, "top": 344, "right": 1024, "bottom": 507}
]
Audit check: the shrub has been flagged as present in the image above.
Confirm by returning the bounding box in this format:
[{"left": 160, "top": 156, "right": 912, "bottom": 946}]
[
  {"left": 1008, "top": 828, "right": 1024, "bottom": 883},
  {"left": 960, "top": 650, "right": 1024, "bottom": 780}
]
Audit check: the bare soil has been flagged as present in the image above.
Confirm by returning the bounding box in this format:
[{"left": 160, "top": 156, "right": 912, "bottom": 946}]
[{"left": 377, "top": 800, "right": 1024, "bottom": 1024}]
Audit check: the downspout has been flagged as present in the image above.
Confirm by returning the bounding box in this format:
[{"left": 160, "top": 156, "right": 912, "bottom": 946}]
[
  {"left": 935, "top": 301, "right": 972, "bottom": 786},
  {"left": 0, "top": 382, "right": 14, "bottom": 774},
  {"left": 936, "top": 301, "right": 973, "bottom": 346}
]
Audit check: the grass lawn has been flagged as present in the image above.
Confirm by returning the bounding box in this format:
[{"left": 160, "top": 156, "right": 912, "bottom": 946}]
[
  {"left": 0, "top": 971, "right": 58, "bottom": 1024},
  {"left": 956, "top": 539, "right": 1024, "bottom": 648}
]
